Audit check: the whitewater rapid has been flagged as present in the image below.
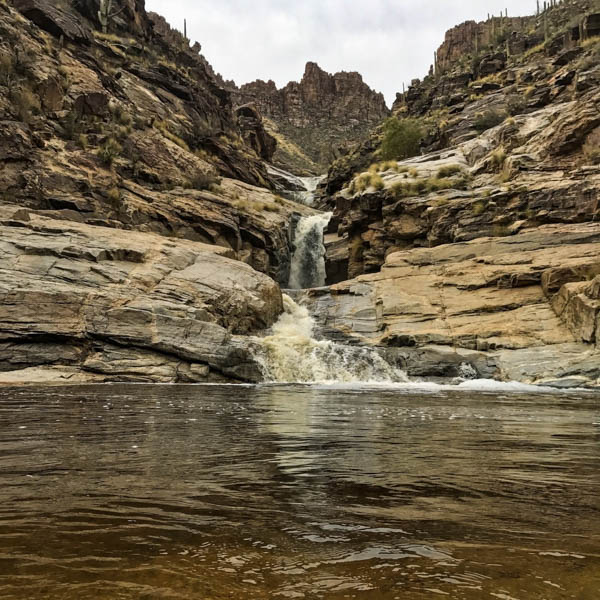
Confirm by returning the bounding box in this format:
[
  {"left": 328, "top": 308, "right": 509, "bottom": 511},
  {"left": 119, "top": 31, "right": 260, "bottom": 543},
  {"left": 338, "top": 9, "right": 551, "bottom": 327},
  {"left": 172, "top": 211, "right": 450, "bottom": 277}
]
[{"left": 255, "top": 294, "right": 408, "bottom": 384}]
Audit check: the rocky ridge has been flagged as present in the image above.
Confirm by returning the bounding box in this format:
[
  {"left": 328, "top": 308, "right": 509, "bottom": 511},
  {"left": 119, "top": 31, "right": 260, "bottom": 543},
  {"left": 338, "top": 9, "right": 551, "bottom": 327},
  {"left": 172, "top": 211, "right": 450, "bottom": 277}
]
[
  {"left": 232, "top": 62, "right": 390, "bottom": 175},
  {"left": 0, "top": 0, "right": 321, "bottom": 383}
]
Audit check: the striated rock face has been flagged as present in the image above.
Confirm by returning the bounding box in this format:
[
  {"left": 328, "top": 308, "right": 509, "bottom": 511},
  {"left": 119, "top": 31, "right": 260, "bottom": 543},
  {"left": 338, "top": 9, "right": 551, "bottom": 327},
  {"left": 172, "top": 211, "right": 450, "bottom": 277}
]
[
  {"left": 325, "top": 89, "right": 600, "bottom": 282},
  {"left": 234, "top": 62, "right": 390, "bottom": 173},
  {"left": 0, "top": 0, "right": 319, "bottom": 287},
  {"left": 0, "top": 208, "right": 279, "bottom": 384},
  {"left": 304, "top": 223, "right": 600, "bottom": 387}
]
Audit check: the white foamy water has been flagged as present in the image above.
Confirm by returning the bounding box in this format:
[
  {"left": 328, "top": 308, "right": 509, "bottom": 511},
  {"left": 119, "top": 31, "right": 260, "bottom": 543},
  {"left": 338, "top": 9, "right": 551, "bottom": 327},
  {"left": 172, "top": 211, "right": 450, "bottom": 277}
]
[
  {"left": 288, "top": 213, "right": 332, "bottom": 289},
  {"left": 296, "top": 175, "right": 325, "bottom": 206},
  {"left": 255, "top": 295, "right": 408, "bottom": 384}
]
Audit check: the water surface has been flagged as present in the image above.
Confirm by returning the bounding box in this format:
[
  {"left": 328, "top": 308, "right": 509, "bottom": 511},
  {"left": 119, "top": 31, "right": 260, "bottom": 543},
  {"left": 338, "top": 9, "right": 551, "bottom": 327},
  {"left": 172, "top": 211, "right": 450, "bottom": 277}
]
[{"left": 0, "top": 384, "right": 599, "bottom": 599}]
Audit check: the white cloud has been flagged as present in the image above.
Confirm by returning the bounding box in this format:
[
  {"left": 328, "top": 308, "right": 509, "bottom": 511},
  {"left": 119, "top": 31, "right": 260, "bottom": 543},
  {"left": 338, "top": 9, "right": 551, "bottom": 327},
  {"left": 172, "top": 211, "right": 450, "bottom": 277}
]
[{"left": 145, "top": 0, "right": 538, "bottom": 106}]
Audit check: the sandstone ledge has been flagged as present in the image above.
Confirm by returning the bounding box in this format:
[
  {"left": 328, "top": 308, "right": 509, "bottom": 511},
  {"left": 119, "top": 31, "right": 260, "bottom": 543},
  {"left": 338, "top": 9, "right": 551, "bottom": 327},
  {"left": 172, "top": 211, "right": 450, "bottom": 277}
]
[
  {"left": 306, "top": 223, "right": 600, "bottom": 388},
  {"left": 0, "top": 210, "right": 281, "bottom": 384}
]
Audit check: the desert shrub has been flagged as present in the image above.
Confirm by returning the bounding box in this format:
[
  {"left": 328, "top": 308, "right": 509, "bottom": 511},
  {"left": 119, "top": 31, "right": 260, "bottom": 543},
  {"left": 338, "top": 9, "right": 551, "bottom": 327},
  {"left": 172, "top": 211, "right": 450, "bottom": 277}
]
[
  {"left": 408, "top": 167, "right": 418, "bottom": 178},
  {"left": 372, "top": 174, "right": 385, "bottom": 191},
  {"left": 380, "top": 117, "right": 423, "bottom": 160},
  {"left": 490, "top": 146, "right": 507, "bottom": 170},
  {"left": 582, "top": 129, "right": 600, "bottom": 165},
  {"left": 77, "top": 134, "right": 88, "bottom": 150},
  {"left": 474, "top": 110, "right": 506, "bottom": 133},
  {"left": 437, "top": 164, "right": 463, "bottom": 178},
  {"left": 97, "top": 137, "right": 122, "bottom": 166}
]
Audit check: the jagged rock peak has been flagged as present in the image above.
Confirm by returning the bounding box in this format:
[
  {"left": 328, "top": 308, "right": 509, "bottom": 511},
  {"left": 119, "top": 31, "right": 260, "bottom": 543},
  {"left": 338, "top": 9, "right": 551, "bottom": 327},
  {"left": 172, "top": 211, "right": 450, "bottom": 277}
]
[{"left": 234, "top": 62, "right": 389, "bottom": 172}]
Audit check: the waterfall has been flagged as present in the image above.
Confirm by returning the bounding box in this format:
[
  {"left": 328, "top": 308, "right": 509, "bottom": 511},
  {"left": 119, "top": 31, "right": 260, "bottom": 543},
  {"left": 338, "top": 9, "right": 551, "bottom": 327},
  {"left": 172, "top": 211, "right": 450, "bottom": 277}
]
[
  {"left": 254, "top": 295, "right": 408, "bottom": 384},
  {"left": 288, "top": 213, "right": 332, "bottom": 289},
  {"left": 296, "top": 175, "right": 325, "bottom": 206}
]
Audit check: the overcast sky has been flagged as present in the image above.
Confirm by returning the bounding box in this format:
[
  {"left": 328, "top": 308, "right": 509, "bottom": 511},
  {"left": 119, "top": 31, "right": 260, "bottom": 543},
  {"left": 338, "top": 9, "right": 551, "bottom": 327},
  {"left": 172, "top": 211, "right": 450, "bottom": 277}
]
[{"left": 146, "top": 0, "right": 538, "bottom": 106}]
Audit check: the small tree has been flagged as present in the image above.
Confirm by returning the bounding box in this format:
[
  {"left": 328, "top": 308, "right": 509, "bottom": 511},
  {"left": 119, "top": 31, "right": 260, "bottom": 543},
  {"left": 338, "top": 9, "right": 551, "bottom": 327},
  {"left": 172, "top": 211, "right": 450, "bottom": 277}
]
[{"left": 380, "top": 117, "right": 423, "bottom": 161}]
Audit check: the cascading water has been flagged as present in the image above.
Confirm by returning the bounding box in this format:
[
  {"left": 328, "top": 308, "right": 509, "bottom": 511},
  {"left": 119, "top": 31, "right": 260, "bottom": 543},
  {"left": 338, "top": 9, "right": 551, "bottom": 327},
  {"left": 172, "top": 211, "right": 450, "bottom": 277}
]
[
  {"left": 296, "top": 175, "right": 325, "bottom": 206},
  {"left": 255, "top": 295, "right": 408, "bottom": 384},
  {"left": 288, "top": 213, "right": 332, "bottom": 289}
]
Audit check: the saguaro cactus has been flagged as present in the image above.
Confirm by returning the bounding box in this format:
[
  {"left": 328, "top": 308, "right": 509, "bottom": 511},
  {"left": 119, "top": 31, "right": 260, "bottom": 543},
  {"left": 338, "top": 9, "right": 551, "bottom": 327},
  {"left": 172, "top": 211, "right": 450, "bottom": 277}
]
[{"left": 98, "top": 0, "right": 126, "bottom": 34}]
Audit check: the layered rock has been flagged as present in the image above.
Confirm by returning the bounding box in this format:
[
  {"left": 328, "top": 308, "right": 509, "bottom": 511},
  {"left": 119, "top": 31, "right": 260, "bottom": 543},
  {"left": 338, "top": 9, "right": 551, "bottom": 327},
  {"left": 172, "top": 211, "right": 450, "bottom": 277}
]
[
  {"left": 325, "top": 88, "right": 600, "bottom": 282},
  {"left": 0, "top": 0, "right": 320, "bottom": 287},
  {"left": 0, "top": 208, "right": 279, "bottom": 383},
  {"left": 304, "top": 223, "right": 600, "bottom": 387},
  {"left": 234, "top": 62, "right": 390, "bottom": 173}
]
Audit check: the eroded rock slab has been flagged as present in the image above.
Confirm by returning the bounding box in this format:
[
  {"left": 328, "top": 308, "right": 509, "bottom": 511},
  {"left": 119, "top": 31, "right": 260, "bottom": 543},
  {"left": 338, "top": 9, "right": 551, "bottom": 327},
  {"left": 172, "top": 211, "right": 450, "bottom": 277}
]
[{"left": 0, "top": 210, "right": 281, "bottom": 384}]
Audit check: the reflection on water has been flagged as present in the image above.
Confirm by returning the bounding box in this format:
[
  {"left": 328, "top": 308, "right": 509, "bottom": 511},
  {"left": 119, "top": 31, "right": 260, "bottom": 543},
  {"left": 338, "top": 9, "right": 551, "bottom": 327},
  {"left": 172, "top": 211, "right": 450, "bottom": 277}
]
[{"left": 0, "top": 384, "right": 599, "bottom": 599}]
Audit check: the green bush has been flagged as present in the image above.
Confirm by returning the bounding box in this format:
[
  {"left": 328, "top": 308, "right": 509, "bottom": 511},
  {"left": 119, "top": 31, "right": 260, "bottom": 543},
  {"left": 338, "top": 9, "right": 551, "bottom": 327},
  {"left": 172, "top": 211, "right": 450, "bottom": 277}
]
[{"left": 380, "top": 117, "right": 423, "bottom": 160}]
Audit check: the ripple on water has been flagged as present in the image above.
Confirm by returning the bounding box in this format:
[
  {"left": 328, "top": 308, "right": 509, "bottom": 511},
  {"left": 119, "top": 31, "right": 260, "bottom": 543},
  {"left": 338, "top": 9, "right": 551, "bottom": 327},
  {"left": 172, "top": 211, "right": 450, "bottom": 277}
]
[{"left": 0, "top": 384, "right": 599, "bottom": 599}]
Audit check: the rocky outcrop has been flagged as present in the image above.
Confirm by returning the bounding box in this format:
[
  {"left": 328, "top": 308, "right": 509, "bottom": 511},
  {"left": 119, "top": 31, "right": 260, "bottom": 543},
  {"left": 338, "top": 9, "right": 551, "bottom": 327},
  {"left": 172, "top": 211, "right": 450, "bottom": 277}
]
[
  {"left": 325, "top": 88, "right": 600, "bottom": 282},
  {"left": 234, "top": 62, "right": 390, "bottom": 173},
  {"left": 236, "top": 103, "right": 277, "bottom": 162},
  {"left": 0, "top": 208, "right": 279, "bottom": 383},
  {"left": 0, "top": 0, "right": 320, "bottom": 287},
  {"left": 305, "top": 223, "right": 600, "bottom": 387}
]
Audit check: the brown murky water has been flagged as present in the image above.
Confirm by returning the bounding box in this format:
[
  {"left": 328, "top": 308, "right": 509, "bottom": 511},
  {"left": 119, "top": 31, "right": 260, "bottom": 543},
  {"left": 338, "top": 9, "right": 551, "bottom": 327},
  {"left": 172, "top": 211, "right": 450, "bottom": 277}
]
[{"left": 0, "top": 383, "right": 599, "bottom": 599}]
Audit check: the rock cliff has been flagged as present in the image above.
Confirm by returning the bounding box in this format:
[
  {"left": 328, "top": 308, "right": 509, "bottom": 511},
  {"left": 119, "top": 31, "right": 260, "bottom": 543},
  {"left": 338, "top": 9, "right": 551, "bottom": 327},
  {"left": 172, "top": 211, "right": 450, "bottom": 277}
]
[
  {"left": 233, "top": 62, "right": 390, "bottom": 174},
  {"left": 316, "top": 0, "right": 600, "bottom": 386},
  {"left": 0, "top": 0, "right": 319, "bottom": 383}
]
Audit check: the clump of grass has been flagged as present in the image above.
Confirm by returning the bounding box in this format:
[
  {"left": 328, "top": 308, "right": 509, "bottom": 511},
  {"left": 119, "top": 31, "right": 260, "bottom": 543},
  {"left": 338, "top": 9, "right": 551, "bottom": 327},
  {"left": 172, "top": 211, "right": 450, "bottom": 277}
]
[
  {"left": 490, "top": 146, "right": 507, "bottom": 170},
  {"left": 474, "top": 110, "right": 506, "bottom": 133},
  {"left": 492, "top": 225, "right": 511, "bottom": 237},
  {"left": 97, "top": 137, "right": 122, "bottom": 167},
  {"left": 154, "top": 120, "right": 190, "bottom": 151},
  {"left": 356, "top": 173, "right": 373, "bottom": 192},
  {"left": 106, "top": 186, "right": 121, "bottom": 203},
  {"left": 11, "top": 87, "right": 40, "bottom": 123},
  {"left": 437, "top": 164, "right": 463, "bottom": 178},
  {"left": 431, "top": 196, "right": 450, "bottom": 207},
  {"left": 380, "top": 160, "right": 398, "bottom": 172},
  {"left": 0, "top": 52, "right": 14, "bottom": 86},
  {"left": 581, "top": 35, "right": 600, "bottom": 49},
  {"left": 185, "top": 171, "right": 222, "bottom": 191},
  {"left": 408, "top": 168, "right": 418, "bottom": 178},
  {"left": 372, "top": 174, "right": 384, "bottom": 191},
  {"left": 77, "top": 134, "right": 88, "bottom": 150},
  {"left": 472, "top": 200, "right": 487, "bottom": 215}
]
